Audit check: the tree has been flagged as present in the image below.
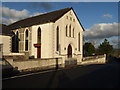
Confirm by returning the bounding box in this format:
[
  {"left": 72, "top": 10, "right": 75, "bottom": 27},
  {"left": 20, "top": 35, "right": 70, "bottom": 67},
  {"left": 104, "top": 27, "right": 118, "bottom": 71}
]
[
  {"left": 83, "top": 42, "right": 95, "bottom": 56},
  {"left": 98, "top": 39, "right": 113, "bottom": 56}
]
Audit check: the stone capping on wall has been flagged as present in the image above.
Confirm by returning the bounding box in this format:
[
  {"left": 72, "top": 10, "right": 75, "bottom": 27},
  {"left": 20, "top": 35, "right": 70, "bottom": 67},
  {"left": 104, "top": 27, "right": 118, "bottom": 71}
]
[
  {"left": 3, "top": 53, "right": 25, "bottom": 61},
  {"left": 12, "top": 57, "right": 64, "bottom": 71},
  {"left": 82, "top": 55, "right": 105, "bottom": 61},
  {"left": 13, "top": 57, "right": 63, "bottom": 61},
  {"left": 81, "top": 54, "right": 106, "bottom": 65}
]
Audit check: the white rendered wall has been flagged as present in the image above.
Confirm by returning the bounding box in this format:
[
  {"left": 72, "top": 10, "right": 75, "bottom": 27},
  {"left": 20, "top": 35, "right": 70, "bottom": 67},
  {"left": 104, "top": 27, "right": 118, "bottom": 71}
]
[
  {"left": 0, "top": 35, "right": 11, "bottom": 55},
  {"left": 9, "top": 9, "right": 84, "bottom": 61},
  {"left": 53, "top": 9, "right": 83, "bottom": 61},
  {"left": 31, "top": 23, "right": 53, "bottom": 58}
]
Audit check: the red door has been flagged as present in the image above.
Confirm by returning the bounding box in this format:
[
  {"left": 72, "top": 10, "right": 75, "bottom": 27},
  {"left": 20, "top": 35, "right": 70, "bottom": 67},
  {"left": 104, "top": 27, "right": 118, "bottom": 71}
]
[
  {"left": 68, "top": 44, "right": 72, "bottom": 58},
  {"left": 37, "top": 47, "right": 41, "bottom": 58}
]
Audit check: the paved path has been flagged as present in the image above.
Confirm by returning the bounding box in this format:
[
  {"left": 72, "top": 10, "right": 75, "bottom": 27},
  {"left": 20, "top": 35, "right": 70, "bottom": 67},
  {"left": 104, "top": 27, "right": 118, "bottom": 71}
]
[{"left": 2, "top": 62, "right": 120, "bottom": 88}]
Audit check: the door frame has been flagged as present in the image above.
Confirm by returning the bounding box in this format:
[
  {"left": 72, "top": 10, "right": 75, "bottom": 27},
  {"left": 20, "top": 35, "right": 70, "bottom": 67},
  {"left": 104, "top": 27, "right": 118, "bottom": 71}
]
[
  {"left": 37, "top": 47, "right": 41, "bottom": 58},
  {"left": 67, "top": 44, "right": 72, "bottom": 58}
]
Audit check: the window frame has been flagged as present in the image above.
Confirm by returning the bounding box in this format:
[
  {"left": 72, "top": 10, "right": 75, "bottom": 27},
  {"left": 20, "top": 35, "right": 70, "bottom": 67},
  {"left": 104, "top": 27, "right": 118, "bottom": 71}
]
[
  {"left": 25, "top": 29, "right": 29, "bottom": 51},
  {"left": 56, "top": 26, "right": 59, "bottom": 51},
  {"left": 37, "top": 27, "right": 41, "bottom": 44},
  {"left": 69, "top": 25, "right": 71, "bottom": 37},
  {"left": 78, "top": 32, "right": 80, "bottom": 51}
]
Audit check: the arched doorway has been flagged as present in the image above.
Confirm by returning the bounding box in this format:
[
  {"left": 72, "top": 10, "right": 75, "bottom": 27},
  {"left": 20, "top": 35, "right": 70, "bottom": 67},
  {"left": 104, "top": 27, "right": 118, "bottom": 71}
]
[{"left": 67, "top": 44, "right": 72, "bottom": 58}]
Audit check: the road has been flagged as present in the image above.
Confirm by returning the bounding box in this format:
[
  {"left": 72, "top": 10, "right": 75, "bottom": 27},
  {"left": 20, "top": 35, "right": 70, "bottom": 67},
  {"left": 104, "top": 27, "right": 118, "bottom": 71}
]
[{"left": 2, "top": 62, "right": 120, "bottom": 88}]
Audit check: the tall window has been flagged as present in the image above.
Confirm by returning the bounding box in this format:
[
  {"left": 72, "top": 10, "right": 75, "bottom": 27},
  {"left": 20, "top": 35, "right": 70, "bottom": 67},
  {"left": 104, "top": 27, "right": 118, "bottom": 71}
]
[
  {"left": 25, "top": 30, "right": 29, "bottom": 51},
  {"left": 0, "top": 44, "right": 2, "bottom": 52},
  {"left": 16, "top": 31, "right": 19, "bottom": 52},
  {"left": 56, "top": 26, "right": 59, "bottom": 51},
  {"left": 12, "top": 32, "right": 15, "bottom": 52},
  {"left": 73, "top": 28, "right": 74, "bottom": 38},
  {"left": 78, "top": 32, "right": 80, "bottom": 51},
  {"left": 69, "top": 25, "right": 71, "bottom": 37},
  {"left": 38, "top": 27, "right": 41, "bottom": 44},
  {"left": 66, "top": 25, "right": 68, "bottom": 36}
]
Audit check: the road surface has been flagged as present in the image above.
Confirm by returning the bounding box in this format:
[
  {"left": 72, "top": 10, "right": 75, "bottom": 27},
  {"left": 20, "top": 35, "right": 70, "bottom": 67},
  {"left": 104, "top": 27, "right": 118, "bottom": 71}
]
[{"left": 2, "top": 62, "right": 120, "bottom": 88}]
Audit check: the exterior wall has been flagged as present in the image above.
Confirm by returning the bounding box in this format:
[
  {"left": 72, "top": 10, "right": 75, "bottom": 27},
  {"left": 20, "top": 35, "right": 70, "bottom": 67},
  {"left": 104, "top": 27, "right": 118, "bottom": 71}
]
[
  {"left": 0, "top": 35, "right": 11, "bottom": 55},
  {"left": 12, "top": 23, "right": 54, "bottom": 59},
  {"left": 53, "top": 9, "right": 83, "bottom": 63},
  {"left": 12, "top": 58, "right": 63, "bottom": 71},
  {"left": 10, "top": 9, "right": 83, "bottom": 61},
  {"left": 5, "top": 55, "right": 106, "bottom": 71},
  {"left": 12, "top": 27, "right": 32, "bottom": 58},
  {"left": 81, "top": 55, "right": 106, "bottom": 65},
  {"left": 31, "top": 23, "right": 54, "bottom": 58}
]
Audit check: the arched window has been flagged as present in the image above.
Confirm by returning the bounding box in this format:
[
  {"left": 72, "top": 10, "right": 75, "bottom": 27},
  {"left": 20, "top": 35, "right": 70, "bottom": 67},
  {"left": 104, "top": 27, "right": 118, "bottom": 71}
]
[
  {"left": 38, "top": 27, "right": 41, "bottom": 44},
  {"left": 66, "top": 25, "right": 68, "bottom": 37},
  {"left": 69, "top": 25, "right": 71, "bottom": 37},
  {"left": 16, "top": 31, "right": 19, "bottom": 52},
  {"left": 12, "top": 32, "right": 15, "bottom": 52},
  {"left": 25, "top": 29, "right": 29, "bottom": 51},
  {"left": 56, "top": 26, "right": 59, "bottom": 51},
  {"left": 73, "top": 28, "right": 74, "bottom": 38},
  {"left": 78, "top": 32, "right": 80, "bottom": 51}
]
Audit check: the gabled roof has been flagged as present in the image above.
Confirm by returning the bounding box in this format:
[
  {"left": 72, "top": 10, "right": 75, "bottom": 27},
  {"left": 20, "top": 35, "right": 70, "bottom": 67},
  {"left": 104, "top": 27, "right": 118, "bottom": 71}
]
[
  {"left": 7, "top": 7, "right": 85, "bottom": 31},
  {"left": 8, "top": 7, "right": 72, "bottom": 30},
  {"left": 0, "top": 24, "right": 13, "bottom": 36}
]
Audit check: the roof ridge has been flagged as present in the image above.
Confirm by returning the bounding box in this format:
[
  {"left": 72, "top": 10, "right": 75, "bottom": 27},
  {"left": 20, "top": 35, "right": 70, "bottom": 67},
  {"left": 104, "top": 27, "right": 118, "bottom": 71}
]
[
  {"left": 8, "top": 7, "right": 72, "bottom": 29},
  {"left": 8, "top": 7, "right": 72, "bottom": 26}
]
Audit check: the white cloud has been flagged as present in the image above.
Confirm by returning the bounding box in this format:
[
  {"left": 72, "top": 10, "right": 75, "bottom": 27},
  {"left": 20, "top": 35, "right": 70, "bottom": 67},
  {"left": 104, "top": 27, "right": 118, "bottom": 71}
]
[
  {"left": 110, "top": 37, "right": 120, "bottom": 49},
  {"left": 31, "top": 12, "right": 44, "bottom": 17},
  {"left": 111, "top": 37, "right": 120, "bottom": 44},
  {"left": 1, "top": 17, "right": 18, "bottom": 25},
  {"left": 83, "top": 22, "right": 119, "bottom": 49},
  {"left": 1, "top": 6, "right": 30, "bottom": 24},
  {"left": 102, "top": 14, "right": 112, "bottom": 19},
  {"left": 83, "top": 22, "right": 118, "bottom": 40},
  {"left": 2, "top": 7, "right": 29, "bottom": 19},
  {"left": 1, "top": 6, "right": 45, "bottom": 25}
]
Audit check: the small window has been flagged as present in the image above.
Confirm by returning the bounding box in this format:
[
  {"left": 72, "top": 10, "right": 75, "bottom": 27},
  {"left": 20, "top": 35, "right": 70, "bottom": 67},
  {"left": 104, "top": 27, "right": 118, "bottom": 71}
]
[
  {"left": 66, "top": 16, "right": 68, "bottom": 19},
  {"left": 70, "top": 17, "right": 72, "bottom": 21},
  {"left": 73, "top": 19, "right": 75, "bottom": 22},
  {"left": 73, "top": 28, "right": 74, "bottom": 38},
  {"left": 70, "top": 11, "right": 72, "bottom": 15}
]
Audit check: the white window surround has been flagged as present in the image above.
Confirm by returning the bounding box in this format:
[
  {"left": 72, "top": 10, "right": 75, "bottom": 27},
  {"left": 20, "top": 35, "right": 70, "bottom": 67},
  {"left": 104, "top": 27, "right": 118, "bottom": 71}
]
[{"left": 24, "top": 28, "right": 30, "bottom": 52}]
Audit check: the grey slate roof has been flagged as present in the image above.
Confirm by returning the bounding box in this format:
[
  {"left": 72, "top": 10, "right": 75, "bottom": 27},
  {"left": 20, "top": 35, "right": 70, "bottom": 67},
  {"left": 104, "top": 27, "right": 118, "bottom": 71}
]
[
  {"left": 7, "top": 7, "right": 85, "bottom": 31},
  {"left": 0, "top": 24, "right": 13, "bottom": 36},
  {"left": 8, "top": 7, "right": 72, "bottom": 30}
]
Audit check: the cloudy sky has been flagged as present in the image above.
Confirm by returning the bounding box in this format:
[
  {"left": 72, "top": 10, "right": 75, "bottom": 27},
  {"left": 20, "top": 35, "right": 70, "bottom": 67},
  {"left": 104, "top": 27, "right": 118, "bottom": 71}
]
[{"left": 0, "top": 2, "right": 119, "bottom": 49}]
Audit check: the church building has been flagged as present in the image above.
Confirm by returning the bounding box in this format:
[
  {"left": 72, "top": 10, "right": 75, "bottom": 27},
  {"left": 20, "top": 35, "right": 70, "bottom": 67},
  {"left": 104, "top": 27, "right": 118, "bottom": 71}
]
[{"left": 7, "top": 7, "right": 84, "bottom": 62}]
